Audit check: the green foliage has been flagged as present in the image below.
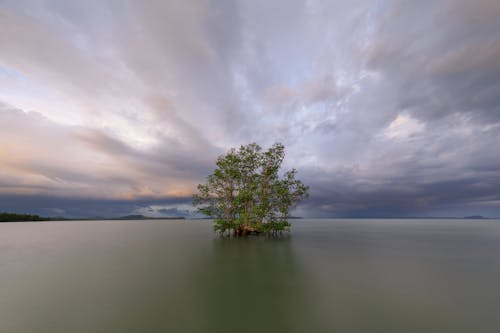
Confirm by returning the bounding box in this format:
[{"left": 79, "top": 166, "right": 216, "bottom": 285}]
[
  {"left": 0, "top": 212, "right": 47, "bottom": 222},
  {"left": 193, "top": 143, "right": 309, "bottom": 236}
]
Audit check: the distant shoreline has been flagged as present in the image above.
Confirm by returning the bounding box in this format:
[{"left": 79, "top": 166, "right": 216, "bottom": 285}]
[
  {"left": 1, "top": 212, "right": 496, "bottom": 223},
  {"left": 0, "top": 213, "right": 186, "bottom": 223}
]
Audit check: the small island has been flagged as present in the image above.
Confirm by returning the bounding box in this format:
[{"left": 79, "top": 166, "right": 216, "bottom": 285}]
[{"left": 193, "top": 143, "right": 308, "bottom": 236}]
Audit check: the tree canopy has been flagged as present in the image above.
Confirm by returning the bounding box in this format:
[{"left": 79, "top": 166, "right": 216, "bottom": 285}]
[{"left": 193, "top": 143, "right": 308, "bottom": 236}]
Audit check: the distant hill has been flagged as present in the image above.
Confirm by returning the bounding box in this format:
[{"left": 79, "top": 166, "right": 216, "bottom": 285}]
[
  {"left": 463, "top": 215, "right": 487, "bottom": 219},
  {"left": 118, "top": 214, "right": 148, "bottom": 220},
  {"left": 117, "top": 215, "right": 186, "bottom": 220}
]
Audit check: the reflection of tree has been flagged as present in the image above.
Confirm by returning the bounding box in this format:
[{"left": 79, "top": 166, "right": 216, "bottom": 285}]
[{"left": 189, "top": 236, "right": 317, "bottom": 333}]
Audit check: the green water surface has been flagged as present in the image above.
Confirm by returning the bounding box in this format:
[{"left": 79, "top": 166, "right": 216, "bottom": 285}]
[{"left": 1, "top": 219, "right": 500, "bottom": 332}]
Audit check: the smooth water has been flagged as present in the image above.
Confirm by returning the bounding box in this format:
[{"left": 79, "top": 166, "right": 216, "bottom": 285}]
[{"left": 1, "top": 219, "right": 500, "bottom": 333}]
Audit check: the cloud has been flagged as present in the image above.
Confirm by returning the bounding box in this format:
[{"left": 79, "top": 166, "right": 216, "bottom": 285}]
[
  {"left": 0, "top": 102, "right": 213, "bottom": 199},
  {"left": 0, "top": 194, "right": 192, "bottom": 218},
  {"left": 0, "top": 1, "right": 499, "bottom": 217}
]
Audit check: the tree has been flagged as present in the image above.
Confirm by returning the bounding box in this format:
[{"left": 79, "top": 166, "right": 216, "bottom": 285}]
[{"left": 193, "top": 143, "right": 309, "bottom": 236}]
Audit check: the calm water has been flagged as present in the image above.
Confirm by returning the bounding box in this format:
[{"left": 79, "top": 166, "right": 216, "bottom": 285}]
[{"left": 1, "top": 219, "right": 500, "bottom": 332}]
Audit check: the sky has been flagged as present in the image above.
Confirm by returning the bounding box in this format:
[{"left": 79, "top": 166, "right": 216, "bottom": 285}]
[{"left": 1, "top": 0, "right": 500, "bottom": 218}]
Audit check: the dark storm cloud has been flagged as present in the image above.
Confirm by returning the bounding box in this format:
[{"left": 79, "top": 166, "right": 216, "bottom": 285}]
[
  {"left": 1, "top": 1, "right": 500, "bottom": 217},
  {"left": 300, "top": 171, "right": 500, "bottom": 218},
  {"left": 365, "top": 0, "right": 500, "bottom": 122},
  {"left": 0, "top": 194, "right": 193, "bottom": 218}
]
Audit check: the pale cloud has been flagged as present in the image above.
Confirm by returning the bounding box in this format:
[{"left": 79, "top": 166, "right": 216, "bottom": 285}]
[
  {"left": 0, "top": 103, "right": 210, "bottom": 199},
  {"left": 383, "top": 113, "right": 425, "bottom": 140}
]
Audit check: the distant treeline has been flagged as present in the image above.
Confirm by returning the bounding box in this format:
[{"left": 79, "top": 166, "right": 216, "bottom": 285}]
[
  {"left": 0, "top": 212, "right": 50, "bottom": 222},
  {"left": 0, "top": 212, "right": 186, "bottom": 222}
]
